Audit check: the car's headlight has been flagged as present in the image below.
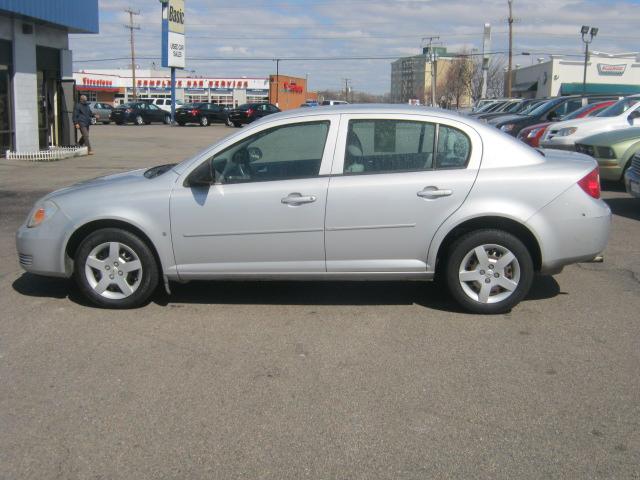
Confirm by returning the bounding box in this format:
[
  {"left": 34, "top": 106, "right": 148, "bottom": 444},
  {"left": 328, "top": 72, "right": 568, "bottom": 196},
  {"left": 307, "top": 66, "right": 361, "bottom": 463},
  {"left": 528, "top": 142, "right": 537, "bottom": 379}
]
[
  {"left": 597, "top": 146, "right": 616, "bottom": 159},
  {"left": 557, "top": 127, "right": 577, "bottom": 137},
  {"left": 27, "top": 200, "right": 58, "bottom": 228},
  {"left": 500, "top": 124, "right": 515, "bottom": 132}
]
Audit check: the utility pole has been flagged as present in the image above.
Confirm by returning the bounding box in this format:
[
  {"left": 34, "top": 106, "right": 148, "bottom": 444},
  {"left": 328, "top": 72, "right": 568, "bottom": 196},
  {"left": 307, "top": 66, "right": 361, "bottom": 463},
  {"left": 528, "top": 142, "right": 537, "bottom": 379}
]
[
  {"left": 506, "top": 0, "right": 513, "bottom": 97},
  {"left": 481, "top": 24, "right": 491, "bottom": 100},
  {"left": 343, "top": 78, "right": 351, "bottom": 102},
  {"left": 422, "top": 36, "right": 439, "bottom": 106},
  {"left": 124, "top": 8, "right": 140, "bottom": 100}
]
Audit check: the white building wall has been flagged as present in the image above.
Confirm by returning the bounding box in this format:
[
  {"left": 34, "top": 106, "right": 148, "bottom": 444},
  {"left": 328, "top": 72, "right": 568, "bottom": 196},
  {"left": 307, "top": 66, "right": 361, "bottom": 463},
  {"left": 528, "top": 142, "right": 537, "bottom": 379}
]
[{"left": 12, "top": 19, "right": 39, "bottom": 152}]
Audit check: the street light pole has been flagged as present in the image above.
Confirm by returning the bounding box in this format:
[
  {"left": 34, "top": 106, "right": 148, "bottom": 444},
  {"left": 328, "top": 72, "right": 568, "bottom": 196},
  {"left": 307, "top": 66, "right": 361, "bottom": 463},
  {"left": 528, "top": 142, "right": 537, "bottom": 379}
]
[
  {"left": 581, "top": 25, "right": 598, "bottom": 96},
  {"left": 506, "top": 0, "right": 513, "bottom": 97}
]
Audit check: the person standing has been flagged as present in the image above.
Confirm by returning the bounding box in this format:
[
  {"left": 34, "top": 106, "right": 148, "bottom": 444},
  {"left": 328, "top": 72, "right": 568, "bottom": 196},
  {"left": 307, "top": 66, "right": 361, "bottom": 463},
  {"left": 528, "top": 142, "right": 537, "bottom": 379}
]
[{"left": 73, "top": 95, "right": 95, "bottom": 155}]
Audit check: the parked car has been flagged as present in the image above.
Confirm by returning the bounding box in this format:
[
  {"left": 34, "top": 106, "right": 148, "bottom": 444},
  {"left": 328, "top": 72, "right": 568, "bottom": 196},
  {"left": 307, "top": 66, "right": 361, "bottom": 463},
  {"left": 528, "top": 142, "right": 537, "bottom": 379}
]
[
  {"left": 88, "top": 102, "right": 113, "bottom": 125},
  {"left": 540, "top": 95, "right": 640, "bottom": 150},
  {"left": 321, "top": 100, "right": 349, "bottom": 106},
  {"left": 624, "top": 153, "right": 640, "bottom": 197},
  {"left": 490, "top": 95, "right": 619, "bottom": 137},
  {"left": 16, "top": 105, "right": 610, "bottom": 314},
  {"left": 517, "top": 100, "right": 616, "bottom": 148},
  {"left": 110, "top": 102, "right": 172, "bottom": 125},
  {"left": 468, "top": 99, "right": 522, "bottom": 118},
  {"left": 226, "top": 103, "right": 280, "bottom": 127},
  {"left": 175, "top": 103, "right": 228, "bottom": 126},
  {"left": 141, "top": 97, "right": 184, "bottom": 112},
  {"left": 575, "top": 128, "right": 640, "bottom": 181},
  {"left": 475, "top": 99, "right": 545, "bottom": 122},
  {"left": 472, "top": 99, "right": 499, "bottom": 112},
  {"left": 300, "top": 101, "right": 319, "bottom": 107}
]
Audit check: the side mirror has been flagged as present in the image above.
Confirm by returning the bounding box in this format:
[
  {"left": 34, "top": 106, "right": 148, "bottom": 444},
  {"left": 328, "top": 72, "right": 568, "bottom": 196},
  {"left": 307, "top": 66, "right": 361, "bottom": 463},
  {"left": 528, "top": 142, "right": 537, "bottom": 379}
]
[
  {"left": 547, "top": 111, "right": 558, "bottom": 121},
  {"left": 185, "top": 159, "right": 214, "bottom": 187},
  {"left": 628, "top": 110, "right": 640, "bottom": 125}
]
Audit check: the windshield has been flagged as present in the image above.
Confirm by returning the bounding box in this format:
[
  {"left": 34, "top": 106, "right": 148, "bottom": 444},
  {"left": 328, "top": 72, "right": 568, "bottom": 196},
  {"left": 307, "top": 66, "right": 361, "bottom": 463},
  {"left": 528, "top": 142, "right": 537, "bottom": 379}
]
[
  {"left": 562, "top": 102, "right": 607, "bottom": 121},
  {"left": 517, "top": 101, "right": 542, "bottom": 114},
  {"left": 525, "top": 99, "right": 558, "bottom": 117},
  {"left": 504, "top": 101, "right": 528, "bottom": 113},
  {"left": 596, "top": 97, "right": 640, "bottom": 117},
  {"left": 237, "top": 104, "right": 252, "bottom": 110},
  {"left": 475, "top": 101, "right": 500, "bottom": 113}
]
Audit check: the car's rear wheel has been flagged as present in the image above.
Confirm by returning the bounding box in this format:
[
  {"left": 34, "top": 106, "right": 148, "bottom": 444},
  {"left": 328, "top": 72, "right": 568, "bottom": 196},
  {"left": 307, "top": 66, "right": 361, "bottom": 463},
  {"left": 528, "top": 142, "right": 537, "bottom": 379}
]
[
  {"left": 233, "top": 121, "right": 241, "bottom": 128},
  {"left": 225, "top": 117, "right": 233, "bottom": 127},
  {"left": 164, "top": 115, "right": 171, "bottom": 125},
  {"left": 200, "top": 116, "right": 209, "bottom": 126},
  {"left": 90, "top": 117, "right": 97, "bottom": 125},
  {"left": 135, "top": 115, "right": 144, "bottom": 126},
  {"left": 444, "top": 229, "right": 533, "bottom": 314},
  {"left": 75, "top": 228, "right": 159, "bottom": 309},
  {"left": 177, "top": 121, "right": 185, "bottom": 126}
]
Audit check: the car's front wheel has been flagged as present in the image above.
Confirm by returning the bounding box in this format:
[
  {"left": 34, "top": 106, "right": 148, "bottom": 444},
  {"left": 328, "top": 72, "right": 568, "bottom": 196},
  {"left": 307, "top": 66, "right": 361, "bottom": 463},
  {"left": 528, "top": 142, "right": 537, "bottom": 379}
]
[
  {"left": 74, "top": 228, "right": 159, "bottom": 308},
  {"left": 200, "top": 116, "right": 209, "bottom": 126},
  {"left": 444, "top": 229, "right": 534, "bottom": 314},
  {"left": 135, "top": 115, "right": 144, "bottom": 125}
]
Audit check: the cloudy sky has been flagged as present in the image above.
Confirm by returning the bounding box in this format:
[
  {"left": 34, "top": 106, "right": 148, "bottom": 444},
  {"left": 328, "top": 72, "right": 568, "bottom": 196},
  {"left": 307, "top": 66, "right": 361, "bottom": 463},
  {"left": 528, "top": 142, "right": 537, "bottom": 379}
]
[{"left": 70, "top": 0, "right": 640, "bottom": 94}]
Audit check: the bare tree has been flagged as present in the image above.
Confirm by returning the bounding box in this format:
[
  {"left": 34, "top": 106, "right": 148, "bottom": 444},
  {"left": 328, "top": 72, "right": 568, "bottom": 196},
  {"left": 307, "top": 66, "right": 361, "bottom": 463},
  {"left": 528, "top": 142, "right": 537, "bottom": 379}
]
[
  {"left": 441, "top": 54, "right": 474, "bottom": 109},
  {"left": 471, "top": 55, "right": 506, "bottom": 102}
]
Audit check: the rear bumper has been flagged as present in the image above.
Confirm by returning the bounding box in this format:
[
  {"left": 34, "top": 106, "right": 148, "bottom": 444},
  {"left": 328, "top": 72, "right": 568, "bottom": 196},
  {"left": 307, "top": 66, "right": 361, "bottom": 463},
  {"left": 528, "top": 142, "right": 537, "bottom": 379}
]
[{"left": 526, "top": 184, "right": 611, "bottom": 274}]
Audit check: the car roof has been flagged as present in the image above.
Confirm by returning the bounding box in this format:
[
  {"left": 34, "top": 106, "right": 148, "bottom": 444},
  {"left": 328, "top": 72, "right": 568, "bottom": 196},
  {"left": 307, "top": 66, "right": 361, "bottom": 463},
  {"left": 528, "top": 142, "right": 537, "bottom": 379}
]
[{"left": 257, "top": 104, "right": 467, "bottom": 122}]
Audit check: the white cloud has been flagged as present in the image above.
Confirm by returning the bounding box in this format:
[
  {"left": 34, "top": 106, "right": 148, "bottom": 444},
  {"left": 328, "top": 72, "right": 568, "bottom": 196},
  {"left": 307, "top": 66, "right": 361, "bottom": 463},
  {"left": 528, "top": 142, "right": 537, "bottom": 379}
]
[{"left": 70, "top": 0, "right": 640, "bottom": 93}]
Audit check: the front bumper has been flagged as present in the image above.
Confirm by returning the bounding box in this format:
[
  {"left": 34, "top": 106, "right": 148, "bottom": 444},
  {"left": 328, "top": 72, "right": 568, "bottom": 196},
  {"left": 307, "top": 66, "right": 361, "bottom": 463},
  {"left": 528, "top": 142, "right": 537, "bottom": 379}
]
[
  {"left": 540, "top": 138, "right": 576, "bottom": 151},
  {"left": 625, "top": 166, "right": 640, "bottom": 198},
  {"left": 15, "top": 209, "right": 73, "bottom": 278}
]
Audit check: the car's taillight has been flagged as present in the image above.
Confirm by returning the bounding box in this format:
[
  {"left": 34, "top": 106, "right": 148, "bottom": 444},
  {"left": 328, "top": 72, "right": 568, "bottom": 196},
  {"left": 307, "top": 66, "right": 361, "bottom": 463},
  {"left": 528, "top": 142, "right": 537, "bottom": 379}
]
[
  {"left": 246, "top": 108, "right": 254, "bottom": 116},
  {"left": 577, "top": 167, "right": 601, "bottom": 199},
  {"left": 190, "top": 109, "right": 199, "bottom": 116}
]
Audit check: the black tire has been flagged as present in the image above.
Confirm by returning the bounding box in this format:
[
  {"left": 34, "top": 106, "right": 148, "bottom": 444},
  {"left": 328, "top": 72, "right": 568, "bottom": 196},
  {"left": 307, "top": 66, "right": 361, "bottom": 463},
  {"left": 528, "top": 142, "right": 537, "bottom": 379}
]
[
  {"left": 233, "top": 122, "right": 241, "bottom": 128},
  {"left": 177, "top": 122, "right": 185, "bottom": 126},
  {"left": 115, "top": 121, "right": 123, "bottom": 125},
  {"left": 74, "top": 228, "right": 159, "bottom": 309},
  {"left": 164, "top": 115, "right": 171, "bottom": 125},
  {"left": 135, "top": 115, "right": 144, "bottom": 126},
  {"left": 102, "top": 121, "right": 110, "bottom": 125},
  {"left": 444, "top": 229, "right": 534, "bottom": 314},
  {"left": 200, "top": 116, "right": 209, "bottom": 126}
]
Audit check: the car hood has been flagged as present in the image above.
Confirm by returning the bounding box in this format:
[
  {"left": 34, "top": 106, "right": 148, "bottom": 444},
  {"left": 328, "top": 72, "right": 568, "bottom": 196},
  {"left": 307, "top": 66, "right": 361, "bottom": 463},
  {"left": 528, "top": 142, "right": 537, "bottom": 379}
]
[
  {"left": 489, "top": 114, "right": 527, "bottom": 126},
  {"left": 579, "top": 127, "right": 640, "bottom": 147},
  {"left": 43, "top": 167, "right": 177, "bottom": 203},
  {"left": 546, "top": 116, "right": 632, "bottom": 141}
]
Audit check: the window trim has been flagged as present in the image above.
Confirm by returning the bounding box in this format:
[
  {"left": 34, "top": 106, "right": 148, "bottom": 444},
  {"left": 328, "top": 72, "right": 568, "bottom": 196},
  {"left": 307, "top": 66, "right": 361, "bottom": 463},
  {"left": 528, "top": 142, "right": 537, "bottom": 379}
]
[
  {"left": 339, "top": 117, "right": 472, "bottom": 177},
  {"left": 183, "top": 118, "right": 338, "bottom": 187}
]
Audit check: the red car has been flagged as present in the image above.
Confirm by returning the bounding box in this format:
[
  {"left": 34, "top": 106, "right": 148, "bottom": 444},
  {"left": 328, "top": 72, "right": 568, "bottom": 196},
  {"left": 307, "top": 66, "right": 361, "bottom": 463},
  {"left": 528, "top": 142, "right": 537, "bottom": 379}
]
[{"left": 517, "top": 100, "right": 616, "bottom": 147}]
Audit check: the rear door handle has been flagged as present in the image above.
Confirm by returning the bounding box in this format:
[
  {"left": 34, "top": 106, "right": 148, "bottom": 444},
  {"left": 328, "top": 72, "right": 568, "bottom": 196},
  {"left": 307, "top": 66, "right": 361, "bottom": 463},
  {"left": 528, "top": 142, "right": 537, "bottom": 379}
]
[
  {"left": 417, "top": 186, "right": 453, "bottom": 199},
  {"left": 281, "top": 193, "right": 317, "bottom": 205}
]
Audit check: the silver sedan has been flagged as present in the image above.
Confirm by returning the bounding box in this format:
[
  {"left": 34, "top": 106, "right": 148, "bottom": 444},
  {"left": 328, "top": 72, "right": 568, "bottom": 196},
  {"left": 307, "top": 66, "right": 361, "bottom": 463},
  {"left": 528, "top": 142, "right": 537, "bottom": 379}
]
[{"left": 16, "top": 105, "right": 611, "bottom": 314}]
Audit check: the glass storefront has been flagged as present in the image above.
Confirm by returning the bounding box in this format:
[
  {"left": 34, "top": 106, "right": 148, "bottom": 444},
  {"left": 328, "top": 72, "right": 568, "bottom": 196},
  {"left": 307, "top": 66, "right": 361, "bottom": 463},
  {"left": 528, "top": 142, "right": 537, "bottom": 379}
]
[{"left": 0, "top": 40, "right": 13, "bottom": 154}]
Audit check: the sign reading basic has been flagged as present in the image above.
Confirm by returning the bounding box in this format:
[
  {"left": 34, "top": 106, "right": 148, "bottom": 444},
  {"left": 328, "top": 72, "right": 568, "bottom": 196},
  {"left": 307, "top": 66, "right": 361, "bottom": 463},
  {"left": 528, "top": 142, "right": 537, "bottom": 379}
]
[{"left": 162, "top": 0, "right": 185, "bottom": 69}]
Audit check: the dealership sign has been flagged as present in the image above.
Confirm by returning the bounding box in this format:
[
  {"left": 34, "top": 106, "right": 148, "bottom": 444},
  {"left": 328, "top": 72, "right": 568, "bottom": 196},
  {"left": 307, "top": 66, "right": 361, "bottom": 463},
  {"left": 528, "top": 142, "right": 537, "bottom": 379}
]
[
  {"left": 597, "top": 64, "right": 626, "bottom": 76},
  {"left": 162, "top": 0, "right": 185, "bottom": 69}
]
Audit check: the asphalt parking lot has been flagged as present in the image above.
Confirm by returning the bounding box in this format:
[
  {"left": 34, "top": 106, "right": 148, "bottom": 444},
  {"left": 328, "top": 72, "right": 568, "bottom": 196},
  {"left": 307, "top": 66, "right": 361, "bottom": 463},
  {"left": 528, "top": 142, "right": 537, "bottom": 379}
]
[{"left": 1, "top": 124, "right": 639, "bottom": 479}]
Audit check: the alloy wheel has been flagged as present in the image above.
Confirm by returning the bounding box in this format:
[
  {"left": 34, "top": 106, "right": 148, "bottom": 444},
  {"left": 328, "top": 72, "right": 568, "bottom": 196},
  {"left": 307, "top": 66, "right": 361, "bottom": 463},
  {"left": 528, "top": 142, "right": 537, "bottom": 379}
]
[
  {"left": 458, "top": 243, "right": 520, "bottom": 304},
  {"left": 84, "top": 241, "right": 143, "bottom": 299}
]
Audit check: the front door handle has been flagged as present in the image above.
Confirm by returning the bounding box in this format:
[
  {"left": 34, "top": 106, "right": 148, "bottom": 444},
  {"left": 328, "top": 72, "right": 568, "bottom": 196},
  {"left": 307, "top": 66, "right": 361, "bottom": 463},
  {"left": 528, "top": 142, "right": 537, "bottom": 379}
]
[
  {"left": 417, "top": 186, "right": 453, "bottom": 199},
  {"left": 281, "top": 193, "right": 317, "bottom": 205}
]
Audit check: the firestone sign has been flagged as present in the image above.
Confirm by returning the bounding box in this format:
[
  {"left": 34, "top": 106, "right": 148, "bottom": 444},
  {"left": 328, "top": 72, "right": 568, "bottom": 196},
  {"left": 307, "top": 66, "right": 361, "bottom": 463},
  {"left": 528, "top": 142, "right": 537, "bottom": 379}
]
[
  {"left": 597, "top": 64, "right": 626, "bottom": 76},
  {"left": 162, "top": 0, "right": 185, "bottom": 69}
]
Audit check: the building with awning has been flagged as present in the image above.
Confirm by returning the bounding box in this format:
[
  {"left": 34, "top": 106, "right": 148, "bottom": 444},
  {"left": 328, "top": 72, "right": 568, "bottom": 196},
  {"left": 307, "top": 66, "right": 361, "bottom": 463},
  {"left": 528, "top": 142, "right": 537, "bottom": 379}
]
[
  {"left": 508, "top": 53, "right": 640, "bottom": 99},
  {"left": 0, "top": 0, "right": 99, "bottom": 153}
]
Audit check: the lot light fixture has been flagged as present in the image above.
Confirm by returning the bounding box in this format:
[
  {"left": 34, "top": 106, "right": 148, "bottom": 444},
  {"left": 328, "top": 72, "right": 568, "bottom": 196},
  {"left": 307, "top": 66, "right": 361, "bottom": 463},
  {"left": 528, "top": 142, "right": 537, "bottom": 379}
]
[{"left": 580, "top": 25, "right": 598, "bottom": 96}]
